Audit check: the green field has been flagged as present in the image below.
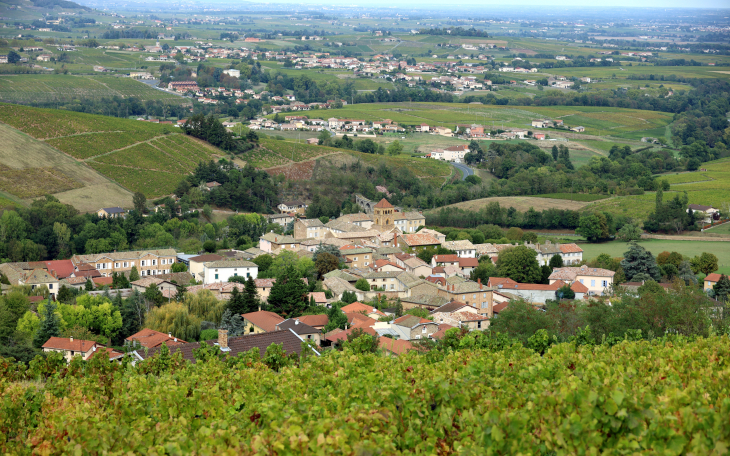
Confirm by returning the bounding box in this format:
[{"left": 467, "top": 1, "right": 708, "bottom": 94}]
[
  {"left": 0, "top": 74, "right": 187, "bottom": 104},
  {"left": 588, "top": 157, "right": 730, "bottom": 221},
  {"left": 299, "top": 103, "right": 673, "bottom": 141},
  {"left": 579, "top": 239, "right": 730, "bottom": 275},
  {"left": 534, "top": 193, "right": 610, "bottom": 202}
]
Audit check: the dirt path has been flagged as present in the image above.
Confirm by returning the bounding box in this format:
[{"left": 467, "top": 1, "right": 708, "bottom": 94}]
[
  {"left": 81, "top": 135, "right": 173, "bottom": 161},
  {"left": 641, "top": 234, "right": 730, "bottom": 242}
]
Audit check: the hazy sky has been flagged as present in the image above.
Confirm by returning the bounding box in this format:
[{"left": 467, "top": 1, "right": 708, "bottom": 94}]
[{"left": 278, "top": 0, "right": 730, "bottom": 8}]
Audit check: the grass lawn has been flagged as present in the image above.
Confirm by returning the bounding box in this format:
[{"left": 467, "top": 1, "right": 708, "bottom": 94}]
[
  {"left": 579, "top": 239, "right": 730, "bottom": 275},
  {"left": 704, "top": 222, "right": 730, "bottom": 236}
]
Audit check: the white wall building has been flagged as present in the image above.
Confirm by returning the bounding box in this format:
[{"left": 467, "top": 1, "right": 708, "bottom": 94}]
[{"left": 202, "top": 260, "right": 258, "bottom": 285}]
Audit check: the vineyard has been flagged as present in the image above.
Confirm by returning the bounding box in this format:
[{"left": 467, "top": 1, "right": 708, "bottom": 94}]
[
  {"left": 0, "top": 164, "right": 82, "bottom": 199},
  {"left": 45, "top": 131, "right": 164, "bottom": 160},
  {"left": 0, "top": 103, "right": 165, "bottom": 140},
  {"left": 1, "top": 337, "right": 729, "bottom": 454},
  {"left": 85, "top": 135, "right": 220, "bottom": 197},
  {"left": 0, "top": 75, "right": 187, "bottom": 105}
]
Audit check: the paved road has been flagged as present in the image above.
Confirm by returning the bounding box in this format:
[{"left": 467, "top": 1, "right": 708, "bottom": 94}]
[{"left": 452, "top": 162, "right": 474, "bottom": 181}]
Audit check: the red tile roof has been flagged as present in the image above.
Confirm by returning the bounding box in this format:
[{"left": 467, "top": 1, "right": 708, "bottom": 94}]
[
  {"left": 426, "top": 276, "right": 446, "bottom": 285},
  {"left": 42, "top": 260, "right": 75, "bottom": 279},
  {"left": 488, "top": 277, "right": 518, "bottom": 287},
  {"left": 92, "top": 277, "right": 113, "bottom": 287},
  {"left": 379, "top": 338, "right": 414, "bottom": 355},
  {"left": 705, "top": 273, "right": 724, "bottom": 283},
  {"left": 42, "top": 337, "right": 98, "bottom": 352},
  {"left": 125, "top": 328, "right": 187, "bottom": 348},
  {"left": 325, "top": 324, "right": 377, "bottom": 343},
  {"left": 307, "top": 292, "right": 327, "bottom": 303},
  {"left": 433, "top": 254, "right": 459, "bottom": 263},
  {"left": 341, "top": 302, "right": 385, "bottom": 316},
  {"left": 242, "top": 311, "right": 285, "bottom": 332},
  {"left": 570, "top": 281, "right": 589, "bottom": 293},
  {"left": 374, "top": 198, "right": 394, "bottom": 209},
  {"left": 458, "top": 258, "right": 479, "bottom": 268},
  {"left": 492, "top": 302, "right": 510, "bottom": 314},
  {"left": 297, "top": 314, "right": 329, "bottom": 328},
  {"left": 430, "top": 324, "right": 455, "bottom": 340},
  {"left": 559, "top": 243, "right": 583, "bottom": 253}
]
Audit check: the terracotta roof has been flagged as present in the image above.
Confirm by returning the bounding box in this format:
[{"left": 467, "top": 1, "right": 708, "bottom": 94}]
[
  {"left": 325, "top": 324, "right": 377, "bottom": 343},
  {"left": 379, "top": 338, "right": 414, "bottom": 355},
  {"left": 74, "top": 269, "right": 102, "bottom": 278},
  {"left": 570, "top": 281, "right": 589, "bottom": 293},
  {"left": 307, "top": 292, "right": 327, "bottom": 303},
  {"left": 254, "top": 278, "right": 277, "bottom": 288},
  {"left": 92, "top": 277, "right": 113, "bottom": 287},
  {"left": 432, "top": 266, "right": 445, "bottom": 273},
  {"left": 426, "top": 276, "right": 446, "bottom": 285},
  {"left": 492, "top": 302, "right": 510, "bottom": 314},
  {"left": 399, "top": 233, "right": 440, "bottom": 247},
  {"left": 430, "top": 324, "right": 455, "bottom": 340},
  {"left": 341, "top": 302, "right": 386, "bottom": 316},
  {"left": 136, "top": 330, "right": 309, "bottom": 363},
  {"left": 459, "top": 311, "right": 489, "bottom": 321},
  {"left": 458, "top": 258, "right": 479, "bottom": 268},
  {"left": 42, "top": 260, "right": 75, "bottom": 279},
  {"left": 64, "top": 276, "right": 88, "bottom": 285},
  {"left": 705, "top": 273, "right": 724, "bottom": 283},
  {"left": 558, "top": 243, "right": 583, "bottom": 254},
  {"left": 189, "top": 254, "right": 224, "bottom": 263},
  {"left": 42, "top": 337, "right": 98, "bottom": 352},
  {"left": 92, "top": 347, "right": 125, "bottom": 361},
  {"left": 297, "top": 314, "right": 329, "bottom": 328},
  {"left": 488, "top": 277, "right": 518, "bottom": 287},
  {"left": 242, "top": 310, "right": 285, "bottom": 332},
  {"left": 433, "top": 255, "right": 459, "bottom": 263},
  {"left": 373, "top": 198, "right": 394, "bottom": 209},
  {"left": 125, "top": 328, "right": 187, "bottom": 348}
]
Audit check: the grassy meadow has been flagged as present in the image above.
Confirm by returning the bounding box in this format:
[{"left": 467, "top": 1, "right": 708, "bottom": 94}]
[{"left": 579, "top": 239, "right": 730, "bottom": 275}]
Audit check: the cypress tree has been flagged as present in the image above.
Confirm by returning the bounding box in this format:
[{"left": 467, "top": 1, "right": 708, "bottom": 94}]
[
  {"left": 242, "top": 276, "right": 260, "bottom": 313},
  {"left": 33, "top": 297, "right": 61, "bottom": 348}
]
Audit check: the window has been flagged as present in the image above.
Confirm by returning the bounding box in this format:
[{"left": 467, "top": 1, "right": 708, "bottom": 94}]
[
  {"left": 477, "top": 321, "right": 482, "bottom": 329},
  {"left": 602, "top": 280, "right": 607, "bottom": 287},
  {"left": 580, "top": 279, "right": 584, "bottom": 284},
  {"left": 365, "top": 262, "right": 369, "bottom": 266},
  {"left": 390, "top": 284, "right": 394, "bottom": 290},
  {"left": 161, "top": 259, "right": 166, "bottom": 265},
  {"left": 114, "top": 262, "right": 120, "bottom": 268},
  {"left": 49, "top": 284, "right": 53, "bottom": 290},
  {"left": 591, "top": 280, "right": 595, "bottom": 287},
  {"left": 422, "top": 326, "right": 427, "bottom": 333},
  {"left": 141, "top": 260, "right": 146, "bottom": 267},
  {"left": 215, "top": 274, "right": 219, "bottom": 280},
  {"left": 353, "top": 257, "right": 358, "bottom": 261},
  {"left": 152, "top": 260, "right": 157, "bottom": 266},
  {"left": 415, "top": 335, "right": 421, "bottom": 339},
  {"left": 123, "top": 262, "right": 128, "bottom": 268},
  {"left": 365, "top": 255, "right": 369, "bottom": 259}
]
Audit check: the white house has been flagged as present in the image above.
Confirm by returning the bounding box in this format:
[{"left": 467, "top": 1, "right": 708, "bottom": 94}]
[
  {"left": 441, "top": 240, "right": 476, "bottom": 258},
  {"left": 202, "top": 260, "right": 258, "bottom": 284},
  {"left": 223, "top": 69, "right": 240, "bottom": 78}
]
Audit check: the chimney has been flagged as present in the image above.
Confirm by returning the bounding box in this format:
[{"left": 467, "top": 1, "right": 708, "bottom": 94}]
[
  {"left": 478, "top": 278, "right": 482, "bottom": 290},
  {"left": 168, "top": 333, "right": 172, "bottom": 338},
  {"left": 218, "top": 329, "right": 228, "bottom": 349},
  {"left": 258, "top": 305, "right": 261, "bottom": 312},
  {"left": 295, "top": 319, "right": 299, "bottom": 325},
  {"left": 70, "top": 337, "right": 73, "bottom": 342}
]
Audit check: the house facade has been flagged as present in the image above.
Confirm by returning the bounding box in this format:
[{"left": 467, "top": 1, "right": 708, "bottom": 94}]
[
  {"left": 202, "top": 260, "right": 258, "bottom": 284},
  {"left": 71, "top": 249, "right": 178, "bottom": 278}
]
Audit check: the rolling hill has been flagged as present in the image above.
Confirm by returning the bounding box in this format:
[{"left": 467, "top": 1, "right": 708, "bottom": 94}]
[{"left": 0, "top": 103, "right": 224, "bottom": 209}]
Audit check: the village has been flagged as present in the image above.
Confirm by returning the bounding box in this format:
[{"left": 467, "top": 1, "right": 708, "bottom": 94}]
[{"left": 4, "top": 194, "right": 679, "bottom": 362}]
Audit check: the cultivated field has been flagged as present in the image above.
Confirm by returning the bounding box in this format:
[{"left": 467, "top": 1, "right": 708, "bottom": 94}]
[
  {"left": 435, "top": 196, "right": 595, "bottom": 213},
  {"left": 579, "top": 239, "right": 730, "bottom": 275},
  {"left": 0, "top": 74, "right": 187, "bottom": 104},
  {"left": 0, "top": 104, "right": 225, "bottom": 203},
  {"left": 301, "top": 103, "right": 673, "bottom": 141},
  {"left": 0, "top": 122, "right": 132, "bottom": 211}
]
